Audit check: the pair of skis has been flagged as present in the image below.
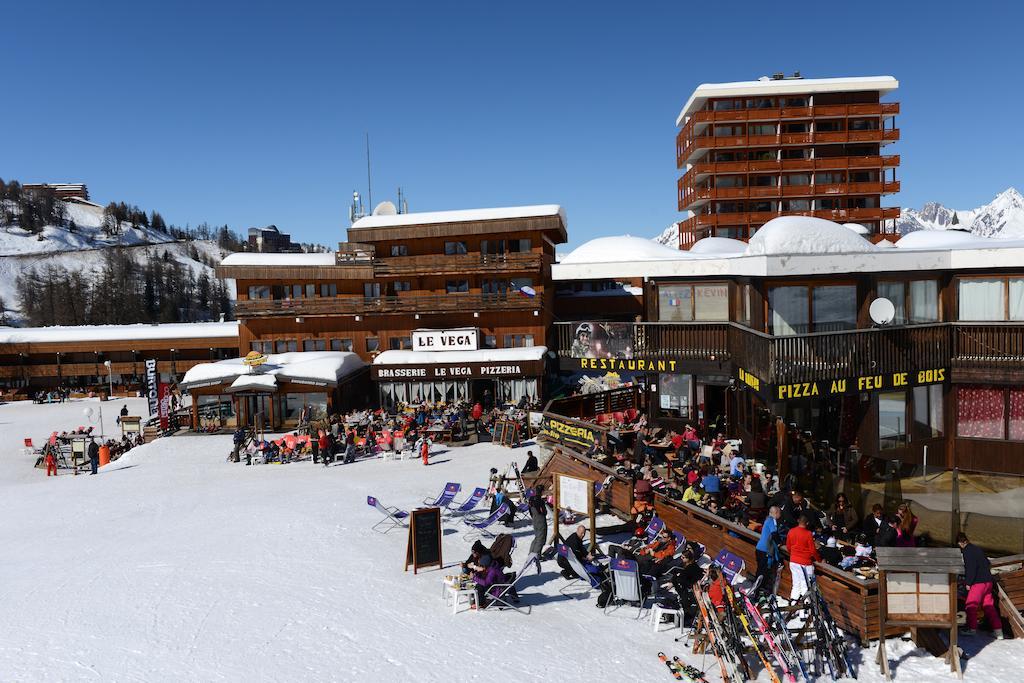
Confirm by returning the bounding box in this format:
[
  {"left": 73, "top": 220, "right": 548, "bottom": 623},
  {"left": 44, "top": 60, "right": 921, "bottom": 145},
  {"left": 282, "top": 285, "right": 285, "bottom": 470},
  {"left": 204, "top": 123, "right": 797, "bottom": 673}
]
[
  {"left": 657, "top": 652, "right": 708, "bottom": 682},
  {"left": 691, "top": 584, "right": 743, "bottom": 683}
]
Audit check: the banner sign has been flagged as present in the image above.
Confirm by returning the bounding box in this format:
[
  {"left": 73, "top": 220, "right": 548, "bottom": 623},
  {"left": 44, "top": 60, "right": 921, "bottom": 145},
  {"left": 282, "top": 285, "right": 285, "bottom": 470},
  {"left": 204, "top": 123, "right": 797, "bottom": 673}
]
[
  {"left": 157, "top": 382, "right": 171, "bottom": 430},
  {"left": 540, "top": 416, "right": 597, "bottom": 451},
  {"left": 412, "top": 328, "right": 478, "bottom": 352},
  {"left": 771, "top": 367, "right": 946, "bottom": 402},
  {"left": 571, "top": 357, "right": 679, "bottom": 373},
  {"left": 568, "top": 322, "right": 634, "bottom": 359},
  {"left": 372, "top": 359, "right": 542, "bottom": 380},
  {"left": 144, "top": 359, "right": 159, "bottom": 416}
]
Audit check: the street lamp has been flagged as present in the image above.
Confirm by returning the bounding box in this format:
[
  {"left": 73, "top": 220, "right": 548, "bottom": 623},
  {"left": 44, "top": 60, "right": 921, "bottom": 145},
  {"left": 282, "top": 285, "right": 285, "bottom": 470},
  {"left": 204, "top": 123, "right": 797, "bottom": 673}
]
[{"left": 103, "top": 359, "right": 113, "bottom": 398}]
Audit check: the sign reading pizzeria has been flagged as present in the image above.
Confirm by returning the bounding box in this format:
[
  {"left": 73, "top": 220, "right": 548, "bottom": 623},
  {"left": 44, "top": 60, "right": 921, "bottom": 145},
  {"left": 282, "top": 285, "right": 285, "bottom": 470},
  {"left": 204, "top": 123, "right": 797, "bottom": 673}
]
[
  {"left": 412, "top": 328, "right": 479, "bottom": 352},
  {"left": 372, "top": 359, "right": 542, "bottom": 381}
]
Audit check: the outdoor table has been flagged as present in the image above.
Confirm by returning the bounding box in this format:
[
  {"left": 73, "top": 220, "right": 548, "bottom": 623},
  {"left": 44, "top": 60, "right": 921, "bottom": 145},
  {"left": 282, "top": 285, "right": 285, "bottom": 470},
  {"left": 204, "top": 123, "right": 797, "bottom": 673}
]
[{"left": 442, "top": 577, "right": 477, "bottom": 614}]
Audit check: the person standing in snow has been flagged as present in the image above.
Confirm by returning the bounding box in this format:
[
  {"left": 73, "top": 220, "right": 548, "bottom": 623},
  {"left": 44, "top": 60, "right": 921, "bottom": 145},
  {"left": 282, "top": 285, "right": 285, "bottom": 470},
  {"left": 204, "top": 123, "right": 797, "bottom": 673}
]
[
  {"left": 527, "top": 484, "right": 548, "bottom": 573},
  {"left": 787, "top": 513, "right": 821, "bottom": 602},
  {"left": 87, "top": 437, "right": 99, "bottom": 475},
  {"left": 958, "top": 532, "right": 1004, "bottom": 637},
  {"left": 418, "top": 435, "right": 431, "bottom": 466},
  {"left": 45, "top": 450, "right": 58, "bottom": 477},
  {"left": 343, "top": 439, "right": 356, "bottom": 464}
]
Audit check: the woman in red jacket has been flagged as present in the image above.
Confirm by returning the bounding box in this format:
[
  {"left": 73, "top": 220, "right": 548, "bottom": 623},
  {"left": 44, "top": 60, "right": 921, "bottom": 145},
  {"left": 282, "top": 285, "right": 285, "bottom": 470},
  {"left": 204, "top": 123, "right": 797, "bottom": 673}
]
[{"left": 787, "top": 513, "right": 821, "bottom": 602}]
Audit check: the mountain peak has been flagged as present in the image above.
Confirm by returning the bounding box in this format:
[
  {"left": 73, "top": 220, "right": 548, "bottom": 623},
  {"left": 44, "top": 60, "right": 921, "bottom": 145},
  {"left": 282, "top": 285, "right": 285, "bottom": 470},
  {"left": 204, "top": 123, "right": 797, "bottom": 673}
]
[{"left": 898, "top": 188, "right": 1024, "bottom": 239}]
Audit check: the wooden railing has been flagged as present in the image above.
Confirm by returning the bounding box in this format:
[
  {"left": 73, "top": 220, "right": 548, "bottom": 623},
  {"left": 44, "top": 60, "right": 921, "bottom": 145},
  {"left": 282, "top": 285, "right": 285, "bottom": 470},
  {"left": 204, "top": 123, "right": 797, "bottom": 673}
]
[
  {"left": 684, "top": 102, "right": 900, "bottom": 127},
  {"left": 372, "top": 251, "right": 545, "bottom": 276},
  {"left": 679, "top": 180, "right": 900, "bottom": 210},
  {"left": 677, "top": 129, "right": 899, "bottom": 164},
  {"left": 555, "top": 322, "right": 1022, "bottom": 385},
  {"left": 683, "top": 155, "right": 900, "bottom": 182},
  {"left": 236, "top": 292, "right": 543, "bottom": 318}
]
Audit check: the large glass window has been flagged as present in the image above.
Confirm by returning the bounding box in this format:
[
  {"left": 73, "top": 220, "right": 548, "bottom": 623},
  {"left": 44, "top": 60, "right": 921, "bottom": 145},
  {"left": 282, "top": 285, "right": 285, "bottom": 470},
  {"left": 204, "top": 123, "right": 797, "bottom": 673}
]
[
  {"left": 275, "top": 339, "right": 297, "bottom": 353},
  {"left": 957, "top": 386, "right": 1006, "bottom": 439},
  {"left": 509, "top": 239, "right": 532, "bottom": 253},
  {"left": 959, "top": 278, "right": 1006, "bottom": 320},
  {"left": 658, "top": 374, "right": 692, "bottom": 419},
  {"left": 658, "top": 283, "right": 728, "bottom": 322},
  {"left": 877, "top": 281, "right": 906, "bottom": 324},
  {"left": 390, "top": 245, "right": 408, "bottom": 256},
  {"left": 446, "top": 280, "right": 469, "bottom": 294},
  {"left": 910, "top": 280, "right": 939, "bottom": 322},
  {"left": 769, "top": 286, "right": 809, "bottom": 335},
  {"left": 320, "top": 283, "right": 337, "bottom": 297},
  {"left": 444, "top": 241, "right": 467, "bottom": 255},
  {"left": 331, "top": 338, "right": 353, "bottom": 352},
  {"left": 248, "top": 285, "right": 271, "bottom": 300},
  {"left": 812, "top": 285, "right": 857, "bottom": 332},
  {"left": 302, "top": 339, "right": 326, "bottom": 352},
  {"left": 365, "top": 337, "right": 380, "bottom": 353},
  {"left": 389, "top": 336, "right": 412, "bottom": 350},
  {"left": 913, "top": 384, "right": 943, "bottom": 438},
  {"left": 878, "top": 391, "right": 908, "bottom": 450}
]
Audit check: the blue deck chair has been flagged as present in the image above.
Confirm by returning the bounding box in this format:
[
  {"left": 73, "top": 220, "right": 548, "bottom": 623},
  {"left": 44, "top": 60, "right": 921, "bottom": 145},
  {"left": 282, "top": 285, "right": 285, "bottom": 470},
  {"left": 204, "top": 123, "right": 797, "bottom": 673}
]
[
  {"left": 558, "top": 544, "right": 603, "bottom": 598},
  {"left": 605, "top": 557, "right": 649, "bottom": 619},
  {"left": 367, "top": 496, "right": 409, "bottom": 534},
  {"left": 423, "top": 482, "right": 461, "bottom": 509},
  {"left": 463, "top": 502, "right": 510, "bottom": 540},
  {"left": 480, "top": 558, "right": 533, "bottom": 615},
  {"left": 643, "top": 516, "right": 665, "bottom": 542},
  {"left": 446, "top": 487, "right": 486, "bottom": 518},
  {"left": 715, "top": 549, "right": 746, "bottom": 584}
]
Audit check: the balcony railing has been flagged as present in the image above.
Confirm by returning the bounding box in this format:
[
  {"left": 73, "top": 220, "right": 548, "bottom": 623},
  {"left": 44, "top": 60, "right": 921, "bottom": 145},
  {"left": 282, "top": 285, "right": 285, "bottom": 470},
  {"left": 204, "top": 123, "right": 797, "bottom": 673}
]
[
  {"left": 683, "top": 155, "right": 900, "bottom": 184},
  {"left": 235, "top": 292, "right": 543, "bottom": 318},
  {"left": 554, "top": 321, "right": 1003, "bottom": 387},
  {"left": 677, "top": 129, "right": 900, "bottom": 165},
  {"left": 678, "top": 180, "right": 900, "bottom": 210},
  {"left": 372, "top": 252, "right": 545, "bottom": 276},
  {"left": 684, "top": 102, "right": 900, "bottom": 127}
]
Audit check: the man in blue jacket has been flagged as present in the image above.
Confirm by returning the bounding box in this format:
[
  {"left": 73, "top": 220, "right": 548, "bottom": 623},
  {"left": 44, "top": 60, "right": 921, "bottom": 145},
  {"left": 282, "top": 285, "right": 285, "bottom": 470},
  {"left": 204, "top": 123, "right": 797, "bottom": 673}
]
[{"left": 753, "top": 506, "right": 782, "bottom": 598}]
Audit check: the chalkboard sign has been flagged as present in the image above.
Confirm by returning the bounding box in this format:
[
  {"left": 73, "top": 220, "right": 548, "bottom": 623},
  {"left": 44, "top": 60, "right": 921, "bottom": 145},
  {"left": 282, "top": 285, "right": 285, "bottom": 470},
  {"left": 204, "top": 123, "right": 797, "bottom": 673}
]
[
  {"left": 494, "top": 420, "right": 520, "bottom": 447},
  {"left": 405, "top": 507, "right": 443, "bottom": 574}
]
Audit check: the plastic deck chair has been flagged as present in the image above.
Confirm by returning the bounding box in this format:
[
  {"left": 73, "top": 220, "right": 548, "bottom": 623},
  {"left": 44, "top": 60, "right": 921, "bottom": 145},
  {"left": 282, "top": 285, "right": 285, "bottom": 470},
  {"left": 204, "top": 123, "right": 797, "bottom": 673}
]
[
  {"left": 557, "top": 544, "right": 602, "bottom": 598},
  {"left": 480, "top": 559, "right": 533, "bottom": 615},
  {"left": 423, "top": 482, "right": 462, "bottom": 510},
  {"left": 642, "top": 516, "right": 665, "bottom": 543},
  {"left": 715, "top": 549, "right": 746, "bottom": 584},
  {"left": 447, "top": 487, "right": 487, "bottom": 518},
  {"left": 367, "top": 496, "right": 410, "bottom": 534},
  {"left": 605, "top": 557, "right": 648, "bottom": 619},
  {"left": 462, "top": 502, "right": 509, "bottom": 541}
]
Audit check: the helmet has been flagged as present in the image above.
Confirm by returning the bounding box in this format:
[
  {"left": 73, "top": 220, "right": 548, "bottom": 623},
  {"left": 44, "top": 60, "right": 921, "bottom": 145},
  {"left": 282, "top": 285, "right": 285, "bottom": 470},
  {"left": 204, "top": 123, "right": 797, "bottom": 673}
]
[{"left": 575, "top": 323, "right": 592, "bottom": 337}]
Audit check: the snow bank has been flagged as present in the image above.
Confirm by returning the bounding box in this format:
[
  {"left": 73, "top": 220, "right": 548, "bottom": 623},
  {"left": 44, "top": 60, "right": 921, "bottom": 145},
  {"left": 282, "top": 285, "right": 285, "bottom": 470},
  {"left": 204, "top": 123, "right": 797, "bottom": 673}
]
[
  {"left": 745, "top": 216, "right": 877, "bottom": 256},
  {"left": 0, "top": 321, "right": 239, "bottom": 344},
  {"left": 373, "top": 346, "right": 547, "bottom": 365},
  {"left": 689, "top": 236, "right": 747, "bottom": 255},
  {"left": 182, "top": 351, "right": 365, "bottom": 388},
  {"left": 351, "top": 204, "right": 565, "bottom": 230},
  {"left": 560, "top": 235, "right": 685, "bottom": 264}
]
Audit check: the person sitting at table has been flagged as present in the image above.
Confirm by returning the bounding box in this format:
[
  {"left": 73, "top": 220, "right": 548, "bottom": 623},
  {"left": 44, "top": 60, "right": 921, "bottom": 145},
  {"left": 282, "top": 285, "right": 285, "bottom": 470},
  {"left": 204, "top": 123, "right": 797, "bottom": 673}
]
[
  {"left": 682, "top": 423, "right": 700, "bottom": 451},
  {"left": 827, "top": 493, "right": 859, "bottom": 542},
  {"left": 682, "top": 480, "right": 703, "bottom": 505},
  {"left": 635, "top": 527, "right": 678, "bottom": 578},
  {"left": 701, "top": 467, "right": 721, "bottom": 502}
]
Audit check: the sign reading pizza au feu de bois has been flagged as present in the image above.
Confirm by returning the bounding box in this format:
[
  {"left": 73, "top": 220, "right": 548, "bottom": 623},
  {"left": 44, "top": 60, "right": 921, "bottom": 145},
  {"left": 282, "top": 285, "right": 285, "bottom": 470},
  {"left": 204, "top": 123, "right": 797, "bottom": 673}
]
[{"left": 412, "top": 328, "right": 478, "bottom": 352}]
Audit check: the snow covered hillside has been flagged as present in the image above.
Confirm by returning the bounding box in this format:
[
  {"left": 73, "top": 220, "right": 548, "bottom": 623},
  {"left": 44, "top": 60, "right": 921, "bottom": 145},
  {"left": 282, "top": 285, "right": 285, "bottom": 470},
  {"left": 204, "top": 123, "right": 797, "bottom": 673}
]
[
  {"left": 0, "top": 199, "right": 232, "bottom": 322},
  {"left": 0, "top": 400, "right": 1019, "bottom": 681},
  {"left": 653, "top": 222, "right": 679, "bottom": 247},
  {"left": 897, "top": 188, "right": 1024, "bottom": 238}
]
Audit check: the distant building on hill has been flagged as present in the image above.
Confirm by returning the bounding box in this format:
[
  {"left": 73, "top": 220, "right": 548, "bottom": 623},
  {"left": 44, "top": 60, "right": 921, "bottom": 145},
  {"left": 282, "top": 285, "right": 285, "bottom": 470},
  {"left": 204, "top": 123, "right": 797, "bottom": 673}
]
[
  {"left": 23, "top": 183, "right": 89, "bottom": 201},
  {"left": 247, "top": 225, "right": 298, "bottom": 253}
]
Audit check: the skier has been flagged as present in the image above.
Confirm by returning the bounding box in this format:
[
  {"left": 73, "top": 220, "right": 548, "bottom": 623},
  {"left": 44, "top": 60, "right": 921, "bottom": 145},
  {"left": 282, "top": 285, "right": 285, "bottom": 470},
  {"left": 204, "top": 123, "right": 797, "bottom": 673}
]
[
  {"left": 87, "top": 438, "right": 99, "bottom": 475},
  {"left": 45, "top": 450, "right": 57, "bottom": 477},
  {"left": 754, "top": 505, "right": 782, "bottom": 598},
  {"left": 231, "top": 427, "right": 246, "bottom": 463},
  {"left": 786, "top": 513, "right": 821, "bottom": 603},
  {"left": 958, "top": 532, "right": 1004, "bottom": 637},
  {"left": 311, "top": 430, "right": 320, "bottom": 464},
  {"left": 527, "top": 484, "right": 548, "bottom": 573},
  {"left": 419, "top": 435, "right": 431, "bottom": 465},
  {"left": 343, "top": 439, "right": 356, "bottom": 464}
]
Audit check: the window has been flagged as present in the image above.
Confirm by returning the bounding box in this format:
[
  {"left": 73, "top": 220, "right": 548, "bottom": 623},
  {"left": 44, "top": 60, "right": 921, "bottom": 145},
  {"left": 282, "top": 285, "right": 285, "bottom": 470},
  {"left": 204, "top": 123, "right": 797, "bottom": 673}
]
[
  {"left": 392, "top": 281, "right": 411, "bottom": 293},
  {"left": 748, "top": 124, "right": 775, "bottom": 136},
  {"left": 849, "top": 118, "right": 879, "bottom": 131},
  {"left": 302, "top": 338, "right": 326, "bottom": 352},
  {"left": 783, "top": 97, "right": 808, "bottom": 107},
  {"left": 390, "top": 245, "right": 408, "bottom": 256},
  {"left": 509, "top": 239, "right": 531, "bottom": 253},
  {"left": 711, "top": 99, "right": 737, "bottom": 111},
  {"left": 320, "top": 283, "right": 337, "bottom": 297},
  {"left": 959, "top": 277, "right": 1024, "bottom": 321},
  {"left": 738, "top": 284, "right": 752, "bottom": 327},
  {"left": 305, "top": 284, "right": 315, "bottom": 298},
  {"left": 444, "top": 241, "right": 467, "bottom": 255},
  {"left": 291, "top": 284, "right": 304, "bottom": 298},
  {"left": 503, "top": 334, "right": 535, "bottom": 348},
  {"left": 878, "top": 280, "right": 940, "bottom": 324},
  {"left": 879, "top": 391, "right": 908, "bottom": 450},
  {"left": 769, "top": 286, "right": 808, "bottom": 335},
  {"left": 389, "top": 336, "right": 412, "bottom": 350},
  {"left": 365, "top": 337, "right": 380, "bottom": 353},
  {"left": 446, "top": 280, "right": 469, "bottom": 293},
  {"left": 483, "top": 335, "right": 497, "bottom": 349},
  {"left": 913, "top": 384, "right": 944, "bottom": 438},
  {"left": 957, "top": 386, "right": 1006, "bottom": 439},
  {"left": 715, "top": 175, "right": 744, "bottom": 189},
  {"left": 781, "top": 199, "right": 810, "bottom": 211},
  {"left": 250, "top": 341, "right": 273, "bottom": 354},
  {"left": 481, "top": 240, "right": 505, "bottom": 255},
  {"left": 781, "top": 148, "right": 810, "bottom": 160},
  {"left": 782, "top": 122, "right": 808, "bottom": 134},
  {"left": 812, "top": 285, "right": 857, "bottom": 332},
  {"left": 331, "top": 338, "right": 353, "bottom": 352},
  {"left": 746, "top": 97, "right": 775, "bottom": 109},
  {"left": 658, "top": 374, "right": 692, "bottom": 419},
  {"left": 275, "top": 339, "right": 297, "bottom": 353},
  {"left": 781, "top": 174, "right": 810, "bottom": 186},
  {"left": 248, "top": 285, "right": 271, "bottom": 300},
  {"left": 364, "top": 283, "right": 381, "bottom": 299},
  {"left": 658, "top": 283, "right": 728, "bottom": 322},
  {"left": 714, "top": 125, "right": 742, "bottom": 137},
  {"left": 815, "top": 172, "right": 845, "bottom": 185},
  {"left": 815, "top": 120, "right": 844, "bottom": 132},
  {"left": 750, "top": 175, "right": 775, "bottom": 187},
  {"left": 482, "top": 280, "right": 509, "bottom": 296},
  {"left": 769, "top": 284, "right": 856, "bottom": 334}
]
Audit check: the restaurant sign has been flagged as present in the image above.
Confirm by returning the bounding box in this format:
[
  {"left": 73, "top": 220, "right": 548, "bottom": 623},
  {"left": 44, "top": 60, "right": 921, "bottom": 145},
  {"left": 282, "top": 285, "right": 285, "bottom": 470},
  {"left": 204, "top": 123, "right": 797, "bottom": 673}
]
[
  {"left": 540, "top": 415, "right": 596, "bottom": 451},
  {"left": 412, "top": 328, "right": 478, "bottom": 352},
  {"left": 570, "top": 357, "right": 679, "bottom": 373},
  {"left": 372, "top": 359, "right": 542, "bottom": 381},
  {"left": 772, "top": 367, "right": 946, "bottom": 402}
]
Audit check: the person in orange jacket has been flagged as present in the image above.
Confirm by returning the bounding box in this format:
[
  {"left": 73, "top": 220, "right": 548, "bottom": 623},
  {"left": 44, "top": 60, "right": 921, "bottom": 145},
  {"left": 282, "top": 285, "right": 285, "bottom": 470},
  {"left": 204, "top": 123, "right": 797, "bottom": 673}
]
[
  {"left": 418, "top": 435, "right": 431, "bottom": 465},
  {"left": 636, "top": 527, "right": 677, "bottom": 577},
  {"left": 787, "top": 513, "right": 822, "bottom": 601},
  {"left": 45, "top": 451, "right": 57, "bottom": 476}
]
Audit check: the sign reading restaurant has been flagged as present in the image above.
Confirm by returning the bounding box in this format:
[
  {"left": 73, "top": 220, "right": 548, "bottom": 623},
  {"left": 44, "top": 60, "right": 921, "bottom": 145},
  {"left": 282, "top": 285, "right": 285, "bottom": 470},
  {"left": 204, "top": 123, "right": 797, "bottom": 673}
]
[{"left": 412, "top": 328, "right": 478, "bottom": 352}]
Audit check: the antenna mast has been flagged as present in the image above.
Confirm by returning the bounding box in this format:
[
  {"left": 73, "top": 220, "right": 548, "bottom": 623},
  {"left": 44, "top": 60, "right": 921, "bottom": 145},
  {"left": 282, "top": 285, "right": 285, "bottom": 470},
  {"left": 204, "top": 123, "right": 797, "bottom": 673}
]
[{"left": 365, "top": 132, "right": 372, "bottom": 210}]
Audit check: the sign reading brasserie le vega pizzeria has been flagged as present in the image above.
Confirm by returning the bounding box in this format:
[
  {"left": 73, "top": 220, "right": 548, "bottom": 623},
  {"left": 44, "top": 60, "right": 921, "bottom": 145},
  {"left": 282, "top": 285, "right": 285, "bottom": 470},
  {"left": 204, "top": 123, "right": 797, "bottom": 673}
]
[{"left": 737, "top": 366, "right": 948, "bottom": 402}]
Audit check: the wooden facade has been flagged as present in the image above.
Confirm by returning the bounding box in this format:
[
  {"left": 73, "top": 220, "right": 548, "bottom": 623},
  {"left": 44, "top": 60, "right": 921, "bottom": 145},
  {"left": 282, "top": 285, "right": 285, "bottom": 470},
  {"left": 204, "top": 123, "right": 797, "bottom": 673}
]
[{"left": 675, "top": 81, "right": 900, "bottom": 248}]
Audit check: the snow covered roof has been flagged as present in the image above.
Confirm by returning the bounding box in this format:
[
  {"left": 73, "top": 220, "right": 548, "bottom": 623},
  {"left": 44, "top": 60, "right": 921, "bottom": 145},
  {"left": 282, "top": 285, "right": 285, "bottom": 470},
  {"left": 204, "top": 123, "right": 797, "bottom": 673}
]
[
  {"left": 181, "top": 351, "right": 365, "bottom": 390},
  {"left": 228, "top": 374, "right": 277, "bottom": 392},
  {"left": 559, "top": 236, "right": 684, "bottom": 264},
  {"left": 677, "top": 75, "right": 898, "bottom": 126},
  {"left": 0, "top": 321, "right": 239, "bottom": 345},
  {"left": 219, "top": 252, "right": 336, "bottom": 267},
  {"left": 553, "top": 216, "right": 1024, "bottom": 281},
  {"left": 373, "top": 346, "right": 548, "bottom": 365},
  {"left": 350, "top": 205, "right": 565, "bottom": 230}
]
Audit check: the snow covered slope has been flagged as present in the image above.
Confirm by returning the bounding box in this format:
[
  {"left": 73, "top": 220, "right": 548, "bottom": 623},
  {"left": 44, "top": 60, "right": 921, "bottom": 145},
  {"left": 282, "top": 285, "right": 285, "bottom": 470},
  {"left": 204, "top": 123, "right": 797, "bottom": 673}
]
[
  {"left": 0, "top": 399, "right": 1019, "bottom": 681},
  {"left": 653, "top": 222, "right": 679, "bottom": 247},
  {"left": 897, "top": 188, "right": 1024, "bottom": 238}
]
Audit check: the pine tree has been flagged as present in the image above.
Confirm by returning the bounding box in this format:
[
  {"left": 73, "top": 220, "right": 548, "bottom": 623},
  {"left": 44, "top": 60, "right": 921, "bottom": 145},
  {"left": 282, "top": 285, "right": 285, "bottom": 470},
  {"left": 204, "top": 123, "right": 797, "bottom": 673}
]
[{"left": 951, "top": 212, "right": 959, "bottom": 226}]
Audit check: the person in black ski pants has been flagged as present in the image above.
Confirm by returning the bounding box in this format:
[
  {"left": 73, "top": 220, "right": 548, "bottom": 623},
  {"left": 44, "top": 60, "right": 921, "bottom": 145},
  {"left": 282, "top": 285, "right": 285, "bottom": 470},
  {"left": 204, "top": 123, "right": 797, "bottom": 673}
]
[
  {"left": 528, "top": 484, "right": 548, "bottom": 573},
  {"left": 87, "top": 438, "right": 99, "bottom": 475}
]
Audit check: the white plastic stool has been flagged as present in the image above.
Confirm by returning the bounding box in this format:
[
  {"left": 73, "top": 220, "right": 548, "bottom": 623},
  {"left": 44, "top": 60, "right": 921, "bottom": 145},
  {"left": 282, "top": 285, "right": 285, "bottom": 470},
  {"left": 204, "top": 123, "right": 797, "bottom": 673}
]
[{"left": 651, "top": 603, "right": 683, "bottom": 633}]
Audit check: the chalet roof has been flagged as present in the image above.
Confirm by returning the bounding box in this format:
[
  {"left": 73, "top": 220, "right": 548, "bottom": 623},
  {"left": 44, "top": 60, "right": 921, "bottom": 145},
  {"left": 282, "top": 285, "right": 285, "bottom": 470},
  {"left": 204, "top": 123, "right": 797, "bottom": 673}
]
[
  {"left": 0, "top": 321, "right": 239, "bottom": 345},
  {"left": 348, "top": 204, "right": 567, "bottom": 243}
]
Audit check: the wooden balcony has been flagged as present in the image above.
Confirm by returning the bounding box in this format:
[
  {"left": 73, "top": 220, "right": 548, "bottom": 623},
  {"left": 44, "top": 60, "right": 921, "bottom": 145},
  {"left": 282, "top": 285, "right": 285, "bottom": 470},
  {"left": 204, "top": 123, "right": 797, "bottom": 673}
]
[
  {"left": 683, "top": 155, "right": 900, "bottom": 183},
  {"left": 556, "top": 322, "right": 1019, "bottom": 388},
  {"left": 677, "top": 129, "right": 900, "bottom": 165},
  {"left": 235, "top": 292, "right": 544, "bottom": 319},
  {"left": 372, "top": 252, "right": 545, "bottom": 276},
  {"left": 679, "top": 180, "right": 900, "bottom": 210},
  {"left": 684, "top": 102, "right": 900, "bottom": 127},
  {"left": 0, "top": 359, "right": 205, "bottom": 379},
  {"left": 679, "top": 207, "right": 899, "bottom": 229}
]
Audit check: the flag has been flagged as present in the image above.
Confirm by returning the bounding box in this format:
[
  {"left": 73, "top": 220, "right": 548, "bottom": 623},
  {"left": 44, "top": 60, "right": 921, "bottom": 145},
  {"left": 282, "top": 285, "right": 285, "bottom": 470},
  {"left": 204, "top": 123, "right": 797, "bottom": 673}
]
[{"left": 518, "top": 285, "right": 537, "bottom": 298}]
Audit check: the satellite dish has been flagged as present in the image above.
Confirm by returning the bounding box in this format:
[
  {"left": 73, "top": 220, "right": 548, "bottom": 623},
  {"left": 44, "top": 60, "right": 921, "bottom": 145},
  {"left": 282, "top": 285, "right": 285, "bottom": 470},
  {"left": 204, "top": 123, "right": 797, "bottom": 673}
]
[
  {"left": 372, "top": 200, "right": 397, "bottom": 216},
  {"left": 869, "top": 297, "right": 896, "bottom": 326}
]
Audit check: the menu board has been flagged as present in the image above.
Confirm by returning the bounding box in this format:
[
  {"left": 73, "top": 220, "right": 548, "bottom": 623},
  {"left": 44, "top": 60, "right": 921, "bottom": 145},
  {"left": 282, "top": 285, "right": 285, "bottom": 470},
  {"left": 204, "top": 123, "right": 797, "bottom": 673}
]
[{"left": 405, "top": 507, "right": 443, "bottom": 574}]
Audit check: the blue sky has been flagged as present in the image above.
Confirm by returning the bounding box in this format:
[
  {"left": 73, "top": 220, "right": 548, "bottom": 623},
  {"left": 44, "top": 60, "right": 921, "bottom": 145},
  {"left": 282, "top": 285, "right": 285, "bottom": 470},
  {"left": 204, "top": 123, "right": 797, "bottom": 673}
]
[{"left": 2, "top": 1, "right": 1021, "bottom": 250}]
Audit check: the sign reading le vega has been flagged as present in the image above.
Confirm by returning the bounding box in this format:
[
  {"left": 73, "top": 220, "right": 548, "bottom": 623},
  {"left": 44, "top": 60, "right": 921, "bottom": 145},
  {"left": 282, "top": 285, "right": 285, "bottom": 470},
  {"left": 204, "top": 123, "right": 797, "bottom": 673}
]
[{"left": 412, "top": 328, "right": 478, "bottom": 352}]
